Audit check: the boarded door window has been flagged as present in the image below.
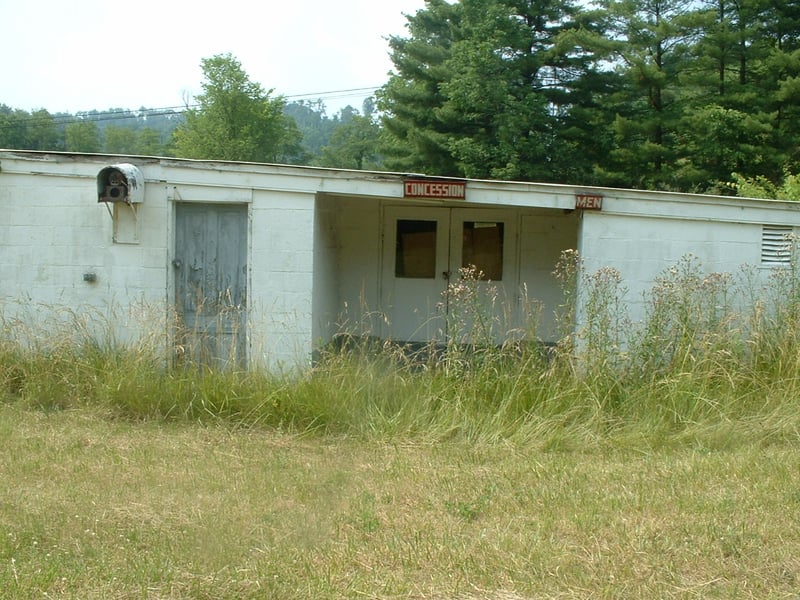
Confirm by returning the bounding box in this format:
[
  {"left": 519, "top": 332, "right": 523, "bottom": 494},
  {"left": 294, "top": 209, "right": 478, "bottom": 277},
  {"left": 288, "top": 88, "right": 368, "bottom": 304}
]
[
  {"left": 462, "top": 221, "right": 504, "bottom": 280},
  {"left": 395, "top": 219, "right": 437, "bottom": 278}
]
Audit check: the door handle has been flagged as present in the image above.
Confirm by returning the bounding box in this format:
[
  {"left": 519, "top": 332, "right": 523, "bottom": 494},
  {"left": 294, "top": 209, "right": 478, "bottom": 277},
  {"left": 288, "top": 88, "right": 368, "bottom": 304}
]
[{"left": 442, "top": 270, "right": 451, "bottom": 280}]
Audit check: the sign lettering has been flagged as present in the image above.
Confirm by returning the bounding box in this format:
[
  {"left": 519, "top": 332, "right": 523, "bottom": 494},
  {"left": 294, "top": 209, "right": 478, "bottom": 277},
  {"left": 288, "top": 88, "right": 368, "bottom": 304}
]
[
  {"left": 575, "top": 193, "right": 603, "bottom": 210},
  {"left": 404, "top": 180, "right": 466, "bottom": 199}
]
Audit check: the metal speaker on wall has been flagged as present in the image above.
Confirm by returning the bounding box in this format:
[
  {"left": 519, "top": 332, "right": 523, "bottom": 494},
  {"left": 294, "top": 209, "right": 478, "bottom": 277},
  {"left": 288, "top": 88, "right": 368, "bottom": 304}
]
[{"left": 97, "top": 163, "right": 144, "bottom": 204}]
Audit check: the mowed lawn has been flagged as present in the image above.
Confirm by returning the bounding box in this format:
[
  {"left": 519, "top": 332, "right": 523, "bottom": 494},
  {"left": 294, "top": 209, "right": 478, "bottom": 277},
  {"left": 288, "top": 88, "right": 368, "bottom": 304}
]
[{"left": 1, "top": 404, "right": 798, "bottom": 600}]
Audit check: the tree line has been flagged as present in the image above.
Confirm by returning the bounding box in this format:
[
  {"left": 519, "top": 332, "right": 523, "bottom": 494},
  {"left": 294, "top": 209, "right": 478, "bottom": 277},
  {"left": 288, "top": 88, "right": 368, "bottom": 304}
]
[
  {"left": 0, "top": 97, "right": 377, "bottom": 171},
  {"left": 0, "top": 106, "right": 183, "bottom": 157},
  {"left": 378, "top": 0, "right": 799, "bottom": 195},
  {"left": 2, "top": 0, "right": 798, "bottom": 196}
]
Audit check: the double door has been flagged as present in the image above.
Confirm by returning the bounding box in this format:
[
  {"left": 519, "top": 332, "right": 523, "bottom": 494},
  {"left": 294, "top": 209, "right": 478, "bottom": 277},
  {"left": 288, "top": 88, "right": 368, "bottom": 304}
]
[{"left": 381, "top": 206, "right": 515, "bottom": 344}]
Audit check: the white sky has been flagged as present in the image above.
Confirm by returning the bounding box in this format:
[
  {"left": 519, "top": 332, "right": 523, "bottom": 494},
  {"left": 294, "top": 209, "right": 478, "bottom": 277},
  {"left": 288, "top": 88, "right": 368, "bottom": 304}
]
[{"left": 0, "top": 0, "right": 428, "bottom": 116}]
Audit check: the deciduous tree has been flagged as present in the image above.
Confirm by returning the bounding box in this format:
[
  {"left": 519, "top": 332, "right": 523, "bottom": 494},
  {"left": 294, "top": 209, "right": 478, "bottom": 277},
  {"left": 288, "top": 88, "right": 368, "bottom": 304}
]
[
  {"left": 104, "top": 125, "right": 139, "bottom": 155},
  {"left": 315, "top": 101, "right": 382, "bottom": 170},
  {"left": 64, "top": 119, "right": 100, "bottom": 153},
  {"left": 172, "top": 53, "right": 302, "bottom": 163}
]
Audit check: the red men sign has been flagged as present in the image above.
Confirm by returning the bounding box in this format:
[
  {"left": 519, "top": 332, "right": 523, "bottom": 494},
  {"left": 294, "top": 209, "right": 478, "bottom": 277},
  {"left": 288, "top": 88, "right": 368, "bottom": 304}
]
[
  {"left": 404, "top": 180, "right": 466, "bottom": 199},
  {"left": 575, "top": 193, "right": 603, "bottom": 210}
]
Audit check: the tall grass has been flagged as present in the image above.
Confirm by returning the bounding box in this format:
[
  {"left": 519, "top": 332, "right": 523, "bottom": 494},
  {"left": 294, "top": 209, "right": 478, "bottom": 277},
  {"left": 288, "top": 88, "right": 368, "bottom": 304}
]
[{"left": 3, "top": 247, "right": 800, "bottom": 449}]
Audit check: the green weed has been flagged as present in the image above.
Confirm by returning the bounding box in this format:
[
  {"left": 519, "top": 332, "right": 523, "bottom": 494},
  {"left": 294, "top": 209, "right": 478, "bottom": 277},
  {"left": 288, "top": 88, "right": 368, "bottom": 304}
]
[{"left": 3, "top": 250, "right": 800, "bottom": 449}]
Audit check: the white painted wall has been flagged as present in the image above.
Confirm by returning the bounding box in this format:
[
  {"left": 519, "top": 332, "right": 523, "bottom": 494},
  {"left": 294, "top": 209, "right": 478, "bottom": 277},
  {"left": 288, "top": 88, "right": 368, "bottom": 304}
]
[
  {"left": 8, "top": 150, "right": 800, "bottom": 369},
  {"left": 249, "top": 189, "right": 316, "bottom": 370},
  {"left": 578, "top": 205, "right": 793, "bottom": 329},
  {"left": 312, "top": 197, "right": 339, "bottom": 348},
  {"left": 0, "top": 153, "right": 408, "bottom": 369},
  {"left": 313, "top": 195, "right": 383, "bottom": 344},
  {"left": 318, "top": 202, "right": 579, "bottom": 346},
  {"left": 517, "top": 209, "right": 580, "bottom": 342},
  {"left": 0, "top": 160, "right": 169, "bottom": 347}
]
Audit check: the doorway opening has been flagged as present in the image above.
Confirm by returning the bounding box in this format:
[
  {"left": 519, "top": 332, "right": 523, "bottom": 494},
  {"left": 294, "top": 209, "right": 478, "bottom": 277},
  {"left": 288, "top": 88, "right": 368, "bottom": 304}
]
[{"left": 382, "top": 206, "right": 514, "bottom": 344}]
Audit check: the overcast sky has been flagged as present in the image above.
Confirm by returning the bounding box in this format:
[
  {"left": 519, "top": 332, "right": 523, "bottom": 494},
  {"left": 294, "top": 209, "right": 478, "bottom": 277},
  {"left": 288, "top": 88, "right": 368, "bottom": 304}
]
[{"left": 0, "top": 0, "right": 428, "bottom": 116}]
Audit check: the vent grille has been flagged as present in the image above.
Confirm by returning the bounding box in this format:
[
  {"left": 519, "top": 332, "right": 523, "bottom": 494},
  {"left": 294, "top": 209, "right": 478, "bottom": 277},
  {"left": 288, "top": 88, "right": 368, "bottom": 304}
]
[{"left": 761, "top": 225, "right": 794, "bottom": 265}]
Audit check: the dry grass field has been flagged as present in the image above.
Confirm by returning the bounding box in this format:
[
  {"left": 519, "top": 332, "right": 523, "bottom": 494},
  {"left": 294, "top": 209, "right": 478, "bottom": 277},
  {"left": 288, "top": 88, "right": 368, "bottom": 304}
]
[
  {"left": 4, "top": 256, "right": 800, "bottom": 597},
  {"left": 1, "top": 404, "right": 799, "bottom": 599}
]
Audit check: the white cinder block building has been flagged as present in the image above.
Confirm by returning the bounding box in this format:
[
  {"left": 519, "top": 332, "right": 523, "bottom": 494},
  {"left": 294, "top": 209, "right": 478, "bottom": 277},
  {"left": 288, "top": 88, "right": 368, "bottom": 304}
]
[{"left": 2, "top": 150, "right": 799, "bottom": 369}]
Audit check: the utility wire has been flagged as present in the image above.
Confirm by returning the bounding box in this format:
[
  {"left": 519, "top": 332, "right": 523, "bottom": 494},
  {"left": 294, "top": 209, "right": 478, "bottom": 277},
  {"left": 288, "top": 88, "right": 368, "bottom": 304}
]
[{"left": 0, "top": 86, "right": 381, "bottom": 133}]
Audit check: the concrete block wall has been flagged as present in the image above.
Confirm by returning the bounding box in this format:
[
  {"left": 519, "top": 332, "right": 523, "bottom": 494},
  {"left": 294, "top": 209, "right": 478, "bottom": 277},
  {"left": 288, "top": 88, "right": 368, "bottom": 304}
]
[
  {"left": 249, "top": 189, "right": 316, "bottom": 370},
  {"left": 328, "top": 196, "right": 382, "bottom": 337},
  {"left": 9, "top": 150, "right": 800, "bottom": 369},
  {"left": 517, "top": 210, "right": 580, "bottom": 341},
  {"left": 1, "top": 172, "right": 109, "bottom": 302},
  {"left": 579, "top": 211, "right": 768, "bottom": 327},
  {"left": 0, "top": 165, "right": 170, "bottom": 347}
]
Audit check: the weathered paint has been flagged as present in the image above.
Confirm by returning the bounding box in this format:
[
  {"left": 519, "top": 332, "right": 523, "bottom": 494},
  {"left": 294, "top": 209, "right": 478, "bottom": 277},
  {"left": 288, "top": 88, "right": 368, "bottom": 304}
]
[
  {"left": 403, "top": 179, "right": 466, "bottom": 199},
  {"left": 575, "top": 193, "right": 603, "bottom": 210},
  {"left": 4, "top": 150, "right": 800, "bottom": 370},
  {"left": 97, "top": 163, "right": 145, "bottom": 203},
  {"left": 174, "top": 202, "right": 248, "bottom": 368}
]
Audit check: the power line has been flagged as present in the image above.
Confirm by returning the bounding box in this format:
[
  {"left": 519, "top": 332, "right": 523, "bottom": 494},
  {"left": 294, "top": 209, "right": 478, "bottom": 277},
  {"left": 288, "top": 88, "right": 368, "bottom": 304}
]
[
  {"left": 0, "top": 106, "right": 182, "bottom": 133},
  {"left": 285, "top": 86, "right": 379, "bottom": 101},
  {"left": 0, "top": 86, "right": 382, "bottom": 132}
]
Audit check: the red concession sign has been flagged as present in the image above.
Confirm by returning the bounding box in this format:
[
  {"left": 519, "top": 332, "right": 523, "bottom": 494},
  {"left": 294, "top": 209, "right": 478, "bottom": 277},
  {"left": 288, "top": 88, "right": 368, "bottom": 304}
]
[{"left": 404, "top": 180, "right": 466, "bottom": 199}]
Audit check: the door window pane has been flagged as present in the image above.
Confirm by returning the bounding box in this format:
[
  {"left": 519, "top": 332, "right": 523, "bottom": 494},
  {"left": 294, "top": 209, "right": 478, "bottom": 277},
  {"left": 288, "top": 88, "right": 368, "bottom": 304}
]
[
  {"left": 462, "top": 221, "right": 503, "bottom": 280},
  {"left": 396, "top": 219, "right": 437, "bottom": 278}
]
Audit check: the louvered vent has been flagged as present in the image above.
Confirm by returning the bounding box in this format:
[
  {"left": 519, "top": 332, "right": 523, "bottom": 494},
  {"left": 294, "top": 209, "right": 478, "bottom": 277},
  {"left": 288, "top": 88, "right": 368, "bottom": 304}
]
[{"left": 761, "top": 225, "right": 794, "bottom": 265}]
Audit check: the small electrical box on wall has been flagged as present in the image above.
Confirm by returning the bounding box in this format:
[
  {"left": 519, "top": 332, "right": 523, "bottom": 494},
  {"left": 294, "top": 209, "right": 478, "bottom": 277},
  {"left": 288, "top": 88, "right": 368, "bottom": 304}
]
[{"left": 97, "top": 163, "right": 144, "bottom": 204}]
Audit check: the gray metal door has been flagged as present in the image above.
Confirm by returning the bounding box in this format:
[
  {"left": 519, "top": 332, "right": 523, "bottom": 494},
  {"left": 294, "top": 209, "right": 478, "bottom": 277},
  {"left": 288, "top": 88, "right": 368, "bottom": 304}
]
[{"left": 174, "top": 203, "right": 248, "bottom": 368}]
